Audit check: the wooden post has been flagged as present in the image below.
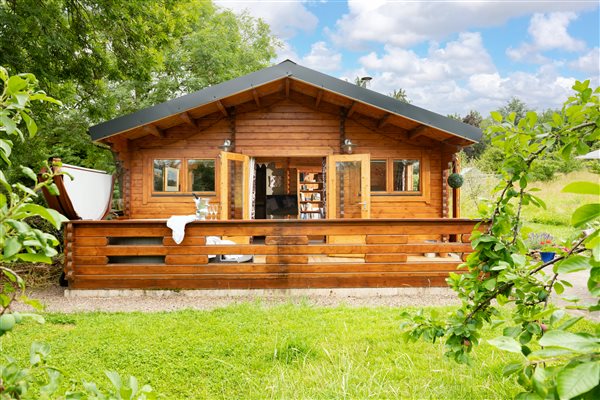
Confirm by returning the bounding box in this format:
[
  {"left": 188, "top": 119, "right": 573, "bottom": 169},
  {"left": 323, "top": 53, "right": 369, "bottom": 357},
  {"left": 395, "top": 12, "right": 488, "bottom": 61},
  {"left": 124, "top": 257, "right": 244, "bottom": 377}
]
[{"left": 452, "top": 154, "right": 460, "bottom": 219}]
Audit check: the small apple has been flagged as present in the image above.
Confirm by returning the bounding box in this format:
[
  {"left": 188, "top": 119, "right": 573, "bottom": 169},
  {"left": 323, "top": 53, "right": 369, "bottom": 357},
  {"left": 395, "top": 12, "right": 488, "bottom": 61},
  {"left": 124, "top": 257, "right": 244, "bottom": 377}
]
[
  {"left": 540, "top": 323, "right": 548, "bottom": 332},
  {"left": 463, "top": 339, "right": 471, "bottom": 347}
]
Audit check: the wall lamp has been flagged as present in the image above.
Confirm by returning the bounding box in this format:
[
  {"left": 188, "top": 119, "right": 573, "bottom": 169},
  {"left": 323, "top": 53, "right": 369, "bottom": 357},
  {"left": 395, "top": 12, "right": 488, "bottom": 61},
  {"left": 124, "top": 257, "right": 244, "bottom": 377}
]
[
  {"left": 341, "top": 138, "right": 357, "bottom": 154},
  {"left": 219, "top": 139, "right": 234, "bottom": 152}
]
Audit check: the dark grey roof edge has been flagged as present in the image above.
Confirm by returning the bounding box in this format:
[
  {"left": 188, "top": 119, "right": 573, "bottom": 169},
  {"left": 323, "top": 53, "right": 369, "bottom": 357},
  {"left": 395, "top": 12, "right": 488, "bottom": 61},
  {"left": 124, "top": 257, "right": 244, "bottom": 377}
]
[{"left": 89, "top": 60, "right": 482, "bottom": 143}]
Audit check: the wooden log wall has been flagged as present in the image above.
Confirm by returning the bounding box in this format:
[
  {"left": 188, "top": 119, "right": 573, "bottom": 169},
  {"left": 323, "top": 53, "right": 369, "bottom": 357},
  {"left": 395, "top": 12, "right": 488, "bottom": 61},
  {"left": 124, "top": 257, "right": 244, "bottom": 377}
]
[
  {"left": 117, "top": 93, "right": 450, "bottom": 219},
  {"left": 66, "top": 218, "right": 482, "bottom": 290}
]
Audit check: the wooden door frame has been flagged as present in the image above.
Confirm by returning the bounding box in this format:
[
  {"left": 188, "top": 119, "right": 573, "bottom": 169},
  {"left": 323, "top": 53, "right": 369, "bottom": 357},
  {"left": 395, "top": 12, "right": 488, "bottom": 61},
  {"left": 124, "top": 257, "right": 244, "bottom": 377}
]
[
  {"left": 219, "top": 151, "right": 250, "bottom": 220},
  {"left": 326, "top": 153, "right": 370, "bottom": 219}
]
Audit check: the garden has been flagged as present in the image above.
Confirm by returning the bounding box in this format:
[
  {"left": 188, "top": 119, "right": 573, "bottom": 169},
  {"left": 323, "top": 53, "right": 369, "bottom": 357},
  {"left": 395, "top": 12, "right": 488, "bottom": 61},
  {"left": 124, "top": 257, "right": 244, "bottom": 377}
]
[{"left": 1, "top": 2, "right": 599, "bottom": 399}]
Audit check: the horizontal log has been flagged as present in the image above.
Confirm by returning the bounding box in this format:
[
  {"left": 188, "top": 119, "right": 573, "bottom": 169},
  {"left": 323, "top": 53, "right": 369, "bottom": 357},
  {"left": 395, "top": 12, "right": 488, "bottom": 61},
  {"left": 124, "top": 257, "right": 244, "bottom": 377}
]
[
  {"left": 162, "top": 236, "right": 206, "bottom": 246},
  {"left": 265, "top": 255, "right": 309, "bottom": 264},
  {"left": 165, "top": 255, "right": 209, "bottom": 265},
  {"left": 366, "top": 235, "right": 408, "bottom": 244},
  {"left": 265, "top": 236, "right": 309, "bottom": 245},
  {"left": 364, "top": 254, "right": 408, "bottom": 263},
  {"left": 74, "top": 243, "right": 473, "bottom": 256},
  {"left": 69, "top": 273, "right": 458, "bottom": 289},
  {"left": 73, "top": 262, "right": 462, "bottom": 275}
]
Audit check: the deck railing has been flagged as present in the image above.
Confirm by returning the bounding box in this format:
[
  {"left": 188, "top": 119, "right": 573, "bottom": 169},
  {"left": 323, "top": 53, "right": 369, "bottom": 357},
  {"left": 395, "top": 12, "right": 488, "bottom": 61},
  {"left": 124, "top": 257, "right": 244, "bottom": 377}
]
[{"left": 65, "top": 219, "right": 483, "bottom": 289}]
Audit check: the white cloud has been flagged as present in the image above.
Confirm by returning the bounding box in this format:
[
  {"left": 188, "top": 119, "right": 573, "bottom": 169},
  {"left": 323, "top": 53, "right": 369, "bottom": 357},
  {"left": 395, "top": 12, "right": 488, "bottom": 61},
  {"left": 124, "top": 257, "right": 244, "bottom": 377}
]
[
  {"left": 507, "top": 12, "right": 586, "bottom": 62},
  {"left": 529, "top": 12, "right": 585, "bottom": 51},
  {"left": 301, "top": 41, "right": 342, "bottom": 71},
  {"left": 330, "top": 1, "right": 596, "bottom": 48},
  {"left": 275, "top": 41, "right": 342, "bottom": 72},
  {"left": 354, "top": 35, "right": 598, "bottom": 116},
  {"left": 569, "top": 47, "right": 600, "bottom": 74},
  {"left": 360, "top": 32, "right": 495, "bottom": 82},
  {"left": 215, "top": 0, "right": 318, "bottom": 39}
]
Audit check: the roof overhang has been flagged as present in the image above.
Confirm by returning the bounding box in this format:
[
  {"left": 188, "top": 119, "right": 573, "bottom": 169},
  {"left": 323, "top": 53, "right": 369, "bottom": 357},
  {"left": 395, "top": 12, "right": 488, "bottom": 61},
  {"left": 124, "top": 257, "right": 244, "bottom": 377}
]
[{"left": 89, "top": 60, "right": 482, "bottom": 144}]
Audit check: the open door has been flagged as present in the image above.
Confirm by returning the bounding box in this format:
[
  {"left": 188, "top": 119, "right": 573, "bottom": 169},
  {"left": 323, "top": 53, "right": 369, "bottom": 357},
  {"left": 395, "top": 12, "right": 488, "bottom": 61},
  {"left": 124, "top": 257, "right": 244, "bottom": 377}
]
[
  {"left": 326, "top": 154, "right": 370, "bottom": 257},
  {"left": 219, "top": 151, "right": 250, "bottom": 220}
]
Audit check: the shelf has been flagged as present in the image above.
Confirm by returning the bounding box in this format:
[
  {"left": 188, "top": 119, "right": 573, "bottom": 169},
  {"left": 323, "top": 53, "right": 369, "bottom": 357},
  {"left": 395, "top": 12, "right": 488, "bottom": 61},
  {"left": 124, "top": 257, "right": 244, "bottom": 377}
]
[
  {"left": 300, "top": 201, "right": 323, "bottom": 203},
  {"left": 300, "top": 210, "right": 322, "bottom": 213},
  {"left": 299, "top": 189, "right": 323, "bottom": 192},
  {"left": 299, "top": 181, "right": 323, "bottom": 184}
]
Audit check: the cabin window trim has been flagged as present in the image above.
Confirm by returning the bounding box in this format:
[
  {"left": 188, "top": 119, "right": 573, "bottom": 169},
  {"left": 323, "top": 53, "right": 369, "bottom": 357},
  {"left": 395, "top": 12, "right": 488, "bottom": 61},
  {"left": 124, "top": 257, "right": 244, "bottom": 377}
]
[
  {"left": 370, "top": 157, "right": 422, "bottom": 195},
  {"left": 150, "top": 157, "right": 217, "bottom": 197}
]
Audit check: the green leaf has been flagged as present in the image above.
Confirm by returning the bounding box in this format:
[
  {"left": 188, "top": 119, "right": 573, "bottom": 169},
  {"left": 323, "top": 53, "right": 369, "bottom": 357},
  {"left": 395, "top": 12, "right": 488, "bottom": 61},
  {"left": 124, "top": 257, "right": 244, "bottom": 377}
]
[
  {"left": 554, "top": 281, "right": 564, "bottom": 295},
  {"left": 562, "top": 182, "right": 600, "bottom": 196},
  {"left": 19, "top": 111, "right": 38, "bottom": 137},
  {"left": 572, "top": 203, "right": 600, "bottom": 227},
  {"left": 557, "top": 361, "right": 600, "bottom": 400},
  {"left": 20, "top": 166, "right": 37, "bottom": 182},
  {"left": 555, "top": 255, "right": 591, "bottom": 274},
  {"left": 504, "top": 360, "right": 526, "bottom": 376},
  {"left": 491, "top": 111, "right": 503, "bottom": 122},
  {"left": 488, "top": 336, "right": 523, "bottom": 353},
  {"left": 19, "top": 204, "right": 67, "bottom": 229},
  {"left": 527, "top": 347, "right": 573, "bottom": 360},
  {"left": 539, "top": 331, "right": 600, "bottom": 353},
  {"left": 557, "top": 316, "right": 583, "bottom": 331},
  {"left": 16, "top": 253, "right": 52, "bottom": 263},
  {"left": 3, "top": 237, "right": 22, "bottom": 259},
  {"left": 106, "top": 371, "right": 122, "bottom": 390},
  {"left": 6, "top": 75, "right": 27, "bottom": 94},
  {"left": 0, "top": 114, "right": 17, "bottom": 135}
]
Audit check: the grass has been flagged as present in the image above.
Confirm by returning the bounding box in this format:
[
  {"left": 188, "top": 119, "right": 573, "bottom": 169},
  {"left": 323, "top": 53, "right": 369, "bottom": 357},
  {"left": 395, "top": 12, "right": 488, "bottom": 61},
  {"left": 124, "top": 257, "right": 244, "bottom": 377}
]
[
  {"left": 0, "top": 303, "right": 540, "bottom": 399},
  {"left": 461, "top": 170, "right": 599, "bottom": 240}
]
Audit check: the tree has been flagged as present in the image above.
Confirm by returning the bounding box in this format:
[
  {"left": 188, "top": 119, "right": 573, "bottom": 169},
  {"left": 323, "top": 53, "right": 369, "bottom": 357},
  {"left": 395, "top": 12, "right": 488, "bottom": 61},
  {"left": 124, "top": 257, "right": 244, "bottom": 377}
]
[
  {"left": 389, "top": 88, "right": 411, "bottom": 103},
  {"left": 402, "top": 81, "right": 599, "bottom": 399},
  {"left": 499, "top": 97, "right": 530, "bottom": 124},
  {"left": 0, "top": 0, "right": 278, "bottom": 179},
  {"left": 462, "top": 110, "right": 486, "bottom": 160}
]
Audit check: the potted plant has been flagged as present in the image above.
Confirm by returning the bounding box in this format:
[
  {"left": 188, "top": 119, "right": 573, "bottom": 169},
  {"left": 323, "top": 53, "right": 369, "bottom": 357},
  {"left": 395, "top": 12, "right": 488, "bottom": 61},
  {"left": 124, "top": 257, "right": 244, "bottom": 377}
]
[{"left": 527, "top": 232, "right": 557, "bottom": 262}]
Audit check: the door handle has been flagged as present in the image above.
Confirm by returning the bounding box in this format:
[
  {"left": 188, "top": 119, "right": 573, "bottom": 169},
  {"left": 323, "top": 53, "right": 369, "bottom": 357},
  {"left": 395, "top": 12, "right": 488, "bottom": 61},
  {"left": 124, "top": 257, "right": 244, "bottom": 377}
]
[{"left": 357, "top": 201, "right": 368, "bottom": 211}]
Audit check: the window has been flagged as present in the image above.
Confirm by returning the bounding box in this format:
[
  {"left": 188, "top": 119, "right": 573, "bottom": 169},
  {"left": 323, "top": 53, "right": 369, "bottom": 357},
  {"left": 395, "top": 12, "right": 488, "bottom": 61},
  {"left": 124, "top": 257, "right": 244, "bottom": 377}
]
[
  {"left": 393, "top": 159, "right": 420, "bottom": 192},
  {"left": 154, "top": 159, "right": 181, "bottom": 192},
  {"left": 152, "top": 158, "right": 215, "bottom": 194},
  {"left": 370, "top": 160, "right": 387, "bottom": 191},
  {"left": 188, "top": 160, "right": 215, "bottom": 192},
  {"left": 370, "top": 158, "right": 421, "bottom": 194}
]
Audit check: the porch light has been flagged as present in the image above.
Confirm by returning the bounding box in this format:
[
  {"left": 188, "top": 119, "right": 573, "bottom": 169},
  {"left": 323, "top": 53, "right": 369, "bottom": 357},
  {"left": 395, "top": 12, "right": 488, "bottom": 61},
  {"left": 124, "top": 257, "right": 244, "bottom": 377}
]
[
  {"left": 341, "top": 138, "right": 357, "bottom": 154},
  {"left": 219, "top": 139, "right": 233, "bottom": 152}
]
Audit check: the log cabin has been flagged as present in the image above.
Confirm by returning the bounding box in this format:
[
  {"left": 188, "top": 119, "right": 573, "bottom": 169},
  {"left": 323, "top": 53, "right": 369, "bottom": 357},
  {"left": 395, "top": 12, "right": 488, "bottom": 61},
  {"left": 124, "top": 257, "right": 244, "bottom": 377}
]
[{"left": 63, "top": 60, "right": 483, "bottom": 290}]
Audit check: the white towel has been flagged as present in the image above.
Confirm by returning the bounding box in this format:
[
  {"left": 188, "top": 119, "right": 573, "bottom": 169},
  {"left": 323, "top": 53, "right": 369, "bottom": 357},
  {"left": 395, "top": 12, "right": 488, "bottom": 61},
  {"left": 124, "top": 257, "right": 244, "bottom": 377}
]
[{"left": 166, "top": 215, "right": 197, "bottom": 244}]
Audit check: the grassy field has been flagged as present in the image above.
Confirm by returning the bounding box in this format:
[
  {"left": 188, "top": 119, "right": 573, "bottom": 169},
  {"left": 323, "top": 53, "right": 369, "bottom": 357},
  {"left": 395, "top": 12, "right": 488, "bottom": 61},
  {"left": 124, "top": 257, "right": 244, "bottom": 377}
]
[
  {"left": 461, "top": 170, "right": 600, "bottom": 240},
  {"left": 0, "top": 303, "right": 543, "bottom": 399}
]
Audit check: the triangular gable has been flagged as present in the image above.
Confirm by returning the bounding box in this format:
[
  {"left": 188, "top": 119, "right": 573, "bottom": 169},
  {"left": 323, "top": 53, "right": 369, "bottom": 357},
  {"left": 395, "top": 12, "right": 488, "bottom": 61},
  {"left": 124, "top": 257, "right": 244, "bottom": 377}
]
[{"left": 89, "top": 60, "right": 482, "bottom": 143}]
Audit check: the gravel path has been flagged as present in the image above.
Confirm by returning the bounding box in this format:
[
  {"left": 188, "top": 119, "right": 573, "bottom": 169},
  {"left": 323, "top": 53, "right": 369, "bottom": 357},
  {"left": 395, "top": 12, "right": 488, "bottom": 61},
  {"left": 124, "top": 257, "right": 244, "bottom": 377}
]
[
  {"left": 13, "top": 282, "right": 598, "bottom": 322},
  {"left": 14, "top": 286, "right": 462, "bottom": 313}
]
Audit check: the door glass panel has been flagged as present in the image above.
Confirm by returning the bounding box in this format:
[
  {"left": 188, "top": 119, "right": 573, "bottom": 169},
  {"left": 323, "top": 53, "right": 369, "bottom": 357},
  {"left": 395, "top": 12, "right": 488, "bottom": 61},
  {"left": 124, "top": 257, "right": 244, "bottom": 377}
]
[
  {"left": 228, "top": 159, "right": 245, "bottom": 219},
  {"left": 335, "top": 161, "right": 362, "bottom": 219},
  {"left": 393, "top": 159, "right": 420, "bottom": 191}
]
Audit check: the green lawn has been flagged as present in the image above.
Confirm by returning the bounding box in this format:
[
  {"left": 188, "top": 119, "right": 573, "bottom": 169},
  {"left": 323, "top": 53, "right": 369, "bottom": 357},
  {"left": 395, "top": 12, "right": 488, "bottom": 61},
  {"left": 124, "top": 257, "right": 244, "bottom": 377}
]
[
  {"left": 461, "top": 170, "right": 599, "bottom": 240},
  {"left": 0, "top": 303, "right": 536, "bottom": 399}
]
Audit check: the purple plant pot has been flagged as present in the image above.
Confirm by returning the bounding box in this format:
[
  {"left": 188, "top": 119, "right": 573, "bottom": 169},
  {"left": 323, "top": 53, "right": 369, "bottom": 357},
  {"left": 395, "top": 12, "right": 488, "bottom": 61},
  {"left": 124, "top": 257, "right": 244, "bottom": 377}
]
[{"left": 540, "top": 251, "right": 555, "bottom": 263}]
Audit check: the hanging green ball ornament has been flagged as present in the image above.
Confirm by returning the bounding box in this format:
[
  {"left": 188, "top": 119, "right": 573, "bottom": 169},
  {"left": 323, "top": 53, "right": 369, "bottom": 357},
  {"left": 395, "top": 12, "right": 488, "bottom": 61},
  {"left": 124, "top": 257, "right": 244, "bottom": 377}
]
[{"left": 447, "top": 173, "right": 464, "bottom": 189}]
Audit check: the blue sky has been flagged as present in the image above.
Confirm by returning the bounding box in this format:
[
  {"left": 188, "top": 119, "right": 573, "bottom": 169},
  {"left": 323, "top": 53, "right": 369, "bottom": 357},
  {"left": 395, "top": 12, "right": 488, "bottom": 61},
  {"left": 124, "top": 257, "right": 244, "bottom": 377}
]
[{"left": 215, "top": 1, "right": 599, "bottom": 115}]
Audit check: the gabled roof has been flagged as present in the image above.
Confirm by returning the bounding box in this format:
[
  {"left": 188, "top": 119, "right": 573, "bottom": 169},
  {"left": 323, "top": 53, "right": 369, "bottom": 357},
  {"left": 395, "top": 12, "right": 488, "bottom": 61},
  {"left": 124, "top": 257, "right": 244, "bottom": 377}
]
[{"left": 89, "top": 60, "right": 482, "bottom": 143}]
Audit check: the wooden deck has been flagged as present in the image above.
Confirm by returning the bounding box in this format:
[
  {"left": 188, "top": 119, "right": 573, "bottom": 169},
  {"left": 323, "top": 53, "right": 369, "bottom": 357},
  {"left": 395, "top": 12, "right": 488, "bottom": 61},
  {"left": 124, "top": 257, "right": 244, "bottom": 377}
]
[{"left": 64, "top": 219, "right": 482, "bottom": 289}]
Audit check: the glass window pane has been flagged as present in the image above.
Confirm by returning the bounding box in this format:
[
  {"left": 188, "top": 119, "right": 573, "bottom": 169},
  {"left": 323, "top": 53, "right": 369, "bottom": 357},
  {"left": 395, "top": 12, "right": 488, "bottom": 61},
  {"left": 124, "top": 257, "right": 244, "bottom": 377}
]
[
  {"left": 370, "top": 160, "right": 387, "bottom": 191},
  {"left": 335, "top": 161, "right": 362, "bottom": 218},
  {"left": 187, "top": 160, "right": 215, "bottom": 192},
  {"left": 393, "top": 159, "right": 420, "bottom": 192},
  {"left": 153, "top": 160, "right": 181, "bottom": 192}
]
